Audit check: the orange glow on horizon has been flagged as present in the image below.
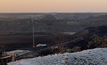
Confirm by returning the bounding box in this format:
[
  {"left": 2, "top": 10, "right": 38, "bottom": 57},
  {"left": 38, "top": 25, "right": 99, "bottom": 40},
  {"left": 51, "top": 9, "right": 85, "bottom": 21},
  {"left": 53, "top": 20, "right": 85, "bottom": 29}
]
[{"left": 0, "top": 0, "right": 107, "bottom": 13}]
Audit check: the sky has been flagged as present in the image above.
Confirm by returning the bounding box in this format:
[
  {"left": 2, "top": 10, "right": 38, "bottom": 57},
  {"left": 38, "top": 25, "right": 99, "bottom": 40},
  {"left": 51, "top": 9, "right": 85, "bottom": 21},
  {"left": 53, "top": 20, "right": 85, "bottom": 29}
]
[{"left": 0, "top": 0, "right": 107, "bottom": 13}]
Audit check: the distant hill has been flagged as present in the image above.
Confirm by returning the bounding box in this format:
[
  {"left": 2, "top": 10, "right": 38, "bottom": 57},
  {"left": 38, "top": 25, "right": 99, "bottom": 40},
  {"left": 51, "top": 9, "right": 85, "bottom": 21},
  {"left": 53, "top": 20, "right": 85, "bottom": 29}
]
[
  {"left": 0, "top": 13, "right": 107, "bottom": 33},
  {"left": 74, "top": 26, "right": 107, "bottom": 37},
  {"left": 62, "top": 26, "right": 107, "bottom": 51},
  {"left": 40, "top": 14, "right": 56, "bottom": 20},
  {"left": 87, "top": 14, "right": 107, "bottom": 20},
  {"left": 0, "top": 13, "right": 107, "bottom": 19}
]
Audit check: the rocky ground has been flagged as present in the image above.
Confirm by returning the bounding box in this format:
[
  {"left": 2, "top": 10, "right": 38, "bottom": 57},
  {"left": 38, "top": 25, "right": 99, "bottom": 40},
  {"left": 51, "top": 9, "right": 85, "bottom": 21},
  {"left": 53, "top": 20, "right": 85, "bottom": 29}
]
[{"left": 8, "top": 48, "right": 107, "bottom": 65}]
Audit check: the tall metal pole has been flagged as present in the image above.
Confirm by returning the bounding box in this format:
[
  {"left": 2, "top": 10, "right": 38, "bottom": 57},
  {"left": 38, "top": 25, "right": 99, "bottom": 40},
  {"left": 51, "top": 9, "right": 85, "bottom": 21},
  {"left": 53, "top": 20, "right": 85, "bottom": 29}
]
[{"left": 32, "top": 18, "right": 35, "bottom": 48}]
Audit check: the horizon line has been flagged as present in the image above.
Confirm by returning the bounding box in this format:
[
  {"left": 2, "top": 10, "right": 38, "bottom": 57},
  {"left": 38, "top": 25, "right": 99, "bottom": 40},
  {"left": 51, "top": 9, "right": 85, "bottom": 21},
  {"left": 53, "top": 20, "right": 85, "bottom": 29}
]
[{"left": 0, "top": 12, "right": 107, "bottom": 14}]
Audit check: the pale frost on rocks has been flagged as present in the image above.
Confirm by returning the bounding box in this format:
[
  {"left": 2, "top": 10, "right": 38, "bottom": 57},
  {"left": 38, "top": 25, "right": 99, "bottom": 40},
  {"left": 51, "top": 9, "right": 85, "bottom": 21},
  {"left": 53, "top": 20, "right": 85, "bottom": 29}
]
[{"left": 8, "top": 48, "right": 107, "bottom": 65}]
